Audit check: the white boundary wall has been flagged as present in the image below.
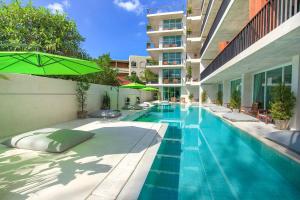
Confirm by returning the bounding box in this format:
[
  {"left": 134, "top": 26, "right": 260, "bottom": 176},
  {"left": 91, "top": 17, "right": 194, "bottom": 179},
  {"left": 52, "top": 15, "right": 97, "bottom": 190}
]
[{"left": 0, "top": 74, "right": 153, "bottom": 138}]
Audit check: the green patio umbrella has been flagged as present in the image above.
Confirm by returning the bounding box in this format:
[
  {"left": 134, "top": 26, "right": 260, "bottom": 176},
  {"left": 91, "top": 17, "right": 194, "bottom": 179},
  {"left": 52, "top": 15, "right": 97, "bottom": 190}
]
[
  {"left": 0, "top": 51, "right": 101, "bottom": 75},
  {"left": 120, "top": 82, "right": 146, "bottom": 89},
  {"left": 142, "top": 86, "right": 159, "bottom": 91}
]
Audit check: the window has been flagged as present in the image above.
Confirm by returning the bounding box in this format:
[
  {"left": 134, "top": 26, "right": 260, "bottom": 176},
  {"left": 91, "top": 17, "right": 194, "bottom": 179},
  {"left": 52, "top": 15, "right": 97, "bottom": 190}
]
[
  {"left": 162, "top": 69, "right": 181, "bottom": 84},
  {"left": 163, "top": 87, "right": 181, "bottom": 101},
  {"left": 163, "top": 52, "right": 182, "bottom": 65},
  {"left": 163, "top": 19, "right": 182, "bottom": 30},
  {"left": 230, "top": 79, "right": 242, "bottom": 96},
  {"left": 131, "top": 61, "right": 137, "bottom": 68},
  {"left": 253, "top": 65, "right": 292, "bottom": 109},
  {"left": 163, "top": 36, "right": 182, "bottom": 47}
]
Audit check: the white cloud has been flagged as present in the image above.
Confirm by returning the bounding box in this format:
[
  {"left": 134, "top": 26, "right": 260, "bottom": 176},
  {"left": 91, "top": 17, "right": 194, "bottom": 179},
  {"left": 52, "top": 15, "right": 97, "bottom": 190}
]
[
  {"left": 62, "top": 0, "right": 70, "bottom": 8},
  {"left": 47, "top": 3, "right": 64, "bottom": 14},
  {"left": 113, "top": 0, "right": 143, "bottom": 15},
  {"left": 138, "top": 21, "right": 145, "bottom": 26}
]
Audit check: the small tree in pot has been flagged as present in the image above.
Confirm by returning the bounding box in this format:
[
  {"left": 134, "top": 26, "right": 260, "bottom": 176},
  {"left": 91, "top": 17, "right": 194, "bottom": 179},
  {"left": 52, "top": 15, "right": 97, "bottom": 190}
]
[
  {"left": 102, "top": 92, "right": 111, "bottom": 110},
  {"left": 216, "top": 90, "right": 223, "bottom": 106},
  {"left": 270, "top": 83, "right": 296, "bottom": 130},
  {"left": 201, "top": 90, "right": 207, "bottom": 103},
  {"left": 229, "top": 90, "right": 241, "bottom": 112},
  {"left": 76, "top": 80, "right": 90, "bottom": 119},
  {"left": 189, "top": 93, "right": 194, "bottom": 102},
  {"left": 186, "top": 65, "right": 192, "bottom": 81}
]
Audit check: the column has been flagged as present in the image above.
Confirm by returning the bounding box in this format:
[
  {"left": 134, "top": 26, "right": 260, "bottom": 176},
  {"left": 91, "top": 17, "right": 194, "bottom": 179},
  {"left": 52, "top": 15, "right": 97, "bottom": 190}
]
[
  {"left": 158, "top": 69, "right": 163, "bottom": 84},
  {"left": 290, "top": 55, "right": 300, "bottom": 130},
  {"left": 241, "top": 73, "right": 253, "bottom": 107},
  {"left": 223, "top": 80, "right": 230, "bottom": 106}
]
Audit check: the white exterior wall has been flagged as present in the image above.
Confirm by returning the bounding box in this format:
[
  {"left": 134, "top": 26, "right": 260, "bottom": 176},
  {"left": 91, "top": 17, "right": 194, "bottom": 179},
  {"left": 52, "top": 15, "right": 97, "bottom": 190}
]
[
  {"left": 129, "top": 56, "right": 150, "bottom": 78},
  {"left": 291, "top": 55, "right": 300, "bottom": 130},
  {"left": 0, "top": 74, "right": 153, "bottom": 138},
  {"left": 241, "top": 73, "right": 252, "bottom": 107}
]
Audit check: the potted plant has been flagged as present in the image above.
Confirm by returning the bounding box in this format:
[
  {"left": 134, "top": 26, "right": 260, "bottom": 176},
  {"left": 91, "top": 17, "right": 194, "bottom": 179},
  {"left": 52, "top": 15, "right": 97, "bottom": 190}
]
[
  {"left": 101, "top": 92, "right": 111, "bottom": 110},
  {"left": 187, "top": 7, "right": 192, "bottom": 15},
  {"left": 216, "top": 90, "right": 223, "bottom": 106},
  {"left": 201, "top": 90, "right": 207, "bottom": 103},
  {"left": 76, "top": 80, "right": 90, "bottom": 119},
  {"left": 187, "top": 65, "right": 192, "bottom": 81},
  {"left": 146, "top": 24, "right": 152, "bottom": 31},
  {"left": 270, "top": 83, "right": 296, "bottom": 130},
  {"left": 163, "top": 79, "right": 169, "bottom": 84},
  {"left": 146, "top": 42, "right": 151, "bottom": 48},
  {"left": 229, "top": 90, "right": 241, "bottom": 112},
  {"left": 189, "top": 93, "right": 194, "bottom": 102},
  {"left": 187, "top": 28, "right": 192, "bottom": 36}
]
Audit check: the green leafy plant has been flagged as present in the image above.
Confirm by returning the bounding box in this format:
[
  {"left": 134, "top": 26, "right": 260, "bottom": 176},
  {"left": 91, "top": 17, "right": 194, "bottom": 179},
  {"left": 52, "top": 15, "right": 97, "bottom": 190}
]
[
  {"left": 187, "top": 7, "right": 192, "bottom": 15},
  {"left": 189, "top": 93, "right": 194, "bottom": 101},
  {"left": 146, "top": 24, "right": 152, "bottom": 31},
  {"left": 142, "top": 68, "right": 158, "bottom": 83},
  {"left": 76, "top": 79, "right": 90, "bottom": 118},
  {"left": 127, "top": 73, "right": 144, "bottom": 84},
  {"left": 0, "top": 0, "right": 84, "bottom": 57},
  {"left": 270, "top": 84, "right": 296, "bottom": 120},
  {"left": 187, "top": 28, "right": 192, "bottom": 36},
  {"left": 186, "top": 65, "right": 192, "bottom": 80},
  {"left": 229, "top": 90, "right": 241, "bottom": 109},
  {"left": 217, "top": 90, "right": 223, "bottom": 105},
  {"left": 101, "top": 92, "right": 111, "bottom": 110},
  {"left": 201, "top": 90, "right": 207, "bottom": 103}
]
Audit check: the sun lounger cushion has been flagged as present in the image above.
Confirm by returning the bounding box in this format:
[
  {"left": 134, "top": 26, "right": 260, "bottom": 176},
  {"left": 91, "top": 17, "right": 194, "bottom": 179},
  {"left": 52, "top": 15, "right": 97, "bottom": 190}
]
[
  {"left": 264, "top": 131, "right": 300, "bottom": 154},
  {"left": 89, "top": 110, "right": 121, "bottom": 118},
  {"left": 1, "top": 129, "right": 95, "bottom": 153},
  {"left": 222, "top": 113, "right": 259, "bottom": 122},
  {"left": 209, "top": 106, "right": 232, "bottom": 113}
]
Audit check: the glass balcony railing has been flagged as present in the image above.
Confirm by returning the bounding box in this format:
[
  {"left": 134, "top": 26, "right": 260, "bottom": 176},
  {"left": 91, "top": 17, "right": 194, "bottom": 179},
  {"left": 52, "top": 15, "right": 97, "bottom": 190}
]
[
  {"left": 146, "top": 60, "right": 159, "bottom": 66},
  {"left": 162, "top": 78, "right": 182, "bottom": 84},
  {"left": 162, "top": 41, "right": 183, "bottom": 48},
  {"left": 162, "top": 59, "right": 182, "bottom": 65}
]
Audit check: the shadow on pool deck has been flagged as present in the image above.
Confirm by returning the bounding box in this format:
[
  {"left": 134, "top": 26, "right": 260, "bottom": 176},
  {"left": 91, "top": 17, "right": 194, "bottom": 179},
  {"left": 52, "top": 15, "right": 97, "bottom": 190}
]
[{"left": 0, "top": 121, "right": 161, "bottom": 200}]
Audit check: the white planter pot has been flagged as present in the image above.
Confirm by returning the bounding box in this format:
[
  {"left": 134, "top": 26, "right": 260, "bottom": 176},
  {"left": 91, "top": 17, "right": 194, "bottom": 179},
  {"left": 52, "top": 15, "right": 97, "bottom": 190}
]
[
  {"left": 274, "top": 119, "right": 290, "bottom": 130},
  {"left": 233, "top": 109, "right": 239, "bottom": 113}
]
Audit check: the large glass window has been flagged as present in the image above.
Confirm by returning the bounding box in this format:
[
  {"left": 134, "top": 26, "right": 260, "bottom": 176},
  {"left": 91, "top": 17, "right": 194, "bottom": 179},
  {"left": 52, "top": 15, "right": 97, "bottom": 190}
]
[
  {"left": 163, "top": 52, "right": 182, "bottom": 65},
  {"left": 163, "top": 87, "right": 181, "bottom": 101},
  {"left": 253, "top": 72, "right": 265, "bottom": 108},
  {"left": 253, "top": 65, "right": 292, "bottom": 109},
  {"left": 230, "top": 79, "right": 242, "bottom": 96},
  {"left": 162, "top": 69, "right": 181, "bottom": 84},
  {"left": 163, "top": 36, "right": 182, "bottom": 47},
  {"left": 163, "top": 19, "right": 182, "bottom": 30}
]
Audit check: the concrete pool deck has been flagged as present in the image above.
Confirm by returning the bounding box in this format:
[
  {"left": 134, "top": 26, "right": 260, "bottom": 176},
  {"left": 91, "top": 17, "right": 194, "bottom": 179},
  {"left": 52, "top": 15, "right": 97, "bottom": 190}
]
[
  {"left": 0, "top": 118, "right": 168, "bottom": 200},
  {"left": 203, "top": 107, "right": 300, "bottom": 164}
]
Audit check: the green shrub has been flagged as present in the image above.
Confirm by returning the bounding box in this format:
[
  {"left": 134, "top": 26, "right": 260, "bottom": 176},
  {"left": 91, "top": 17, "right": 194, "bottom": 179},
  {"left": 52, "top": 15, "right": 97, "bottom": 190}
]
[
  {"left": 102, "top": 92, "right": 111, "bottom": 110},
  {"left": 76, "top": 80, "right": 90, "bottom": 112},
  {"left": 189, "top": 93, "right": 194, "bottom": 101},
  {"left": 217, "top": 90, "right": 223, "bottom": 105},
  {"left": 229, "top": 90, "right": 241, "bottom": 109},
  {"left": 201, "top": 90, "right": 207, "bottom": 103},
  {"left": 270, "top": 84, "right": 296, "bottom": 120}
]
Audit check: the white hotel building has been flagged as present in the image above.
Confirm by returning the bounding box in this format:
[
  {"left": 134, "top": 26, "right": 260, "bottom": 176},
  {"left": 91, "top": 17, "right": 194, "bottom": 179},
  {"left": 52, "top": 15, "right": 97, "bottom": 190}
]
[{"left": 146, "top": 0, "right": 300, "bottom": 130}]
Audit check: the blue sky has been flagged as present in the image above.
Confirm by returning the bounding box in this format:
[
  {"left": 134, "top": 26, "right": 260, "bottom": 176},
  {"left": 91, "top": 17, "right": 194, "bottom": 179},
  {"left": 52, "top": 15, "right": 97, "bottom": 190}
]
[{"left": 17, "top": 0, "right": 185, "bottom": 60}]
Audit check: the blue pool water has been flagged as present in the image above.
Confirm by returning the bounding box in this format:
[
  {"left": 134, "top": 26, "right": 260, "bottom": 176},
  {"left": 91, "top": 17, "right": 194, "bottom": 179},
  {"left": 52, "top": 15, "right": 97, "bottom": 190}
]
[{"left": 136, "top": 105, "right": 300, "bottom": 200}]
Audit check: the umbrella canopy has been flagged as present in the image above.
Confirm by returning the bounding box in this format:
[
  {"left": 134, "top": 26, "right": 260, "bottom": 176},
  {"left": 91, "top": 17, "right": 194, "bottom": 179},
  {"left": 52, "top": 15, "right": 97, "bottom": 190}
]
[
  {"left": 120, "top": 82, "right": 145, "bottom": 89},
  {"left": 0, "top": 51, "right": 101, "bottom": 75},
  {"left": 142, "top": 87, "right": 159, "bottom": 91}
]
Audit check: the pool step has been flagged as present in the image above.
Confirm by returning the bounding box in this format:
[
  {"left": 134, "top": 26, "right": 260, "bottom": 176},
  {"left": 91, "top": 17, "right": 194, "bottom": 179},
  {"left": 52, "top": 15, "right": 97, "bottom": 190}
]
[{"left": 139, "top": 184, "right": 178, "bottom": 200}]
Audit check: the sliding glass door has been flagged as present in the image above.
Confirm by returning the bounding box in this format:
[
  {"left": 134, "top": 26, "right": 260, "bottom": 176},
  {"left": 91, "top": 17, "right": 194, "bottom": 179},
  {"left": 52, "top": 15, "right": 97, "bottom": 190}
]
[
  {"left": 253, "top": 65, "right": 292, "bottom": 109},
  {"left": 163, "top": 87, "right": 181, "bottom": 101}
]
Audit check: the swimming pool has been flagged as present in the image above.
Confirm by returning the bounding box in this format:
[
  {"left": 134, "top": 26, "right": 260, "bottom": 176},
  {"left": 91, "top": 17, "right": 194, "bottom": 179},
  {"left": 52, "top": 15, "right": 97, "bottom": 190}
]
[{"left": 136, "top": 104, "right": 300, "bottom": 199}]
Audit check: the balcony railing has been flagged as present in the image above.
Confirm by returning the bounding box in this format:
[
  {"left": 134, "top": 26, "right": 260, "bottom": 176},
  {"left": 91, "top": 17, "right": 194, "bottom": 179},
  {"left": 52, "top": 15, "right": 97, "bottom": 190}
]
[
  {"left": 200, "top": 0, "right": 214, "bottom": 34},
  {"left": 146, "top": 42, "right": 183, "bottom": 49},
  {"left": 162, "top": 78, "right": 182, "bottom": 84},
  {"left": 147, "top": 5, "right": 185, "bottom": 15},
  {"left": 200, "top": 0, "right": 231, "bottom": 55},
  {"left": 201, "top": 0, "right": 300, "bottom": 80},
  {"left": 147, "top": 24, "right": 184, "bottom": 32},
  {"left": 162, "top": 59, "right": 183, "bottom": 65}
]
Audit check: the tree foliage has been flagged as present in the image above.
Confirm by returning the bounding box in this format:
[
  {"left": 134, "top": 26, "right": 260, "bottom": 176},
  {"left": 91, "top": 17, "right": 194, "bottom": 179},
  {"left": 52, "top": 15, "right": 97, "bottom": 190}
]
[
  {"left": 127, "top": 72, "right": 143, "bottom": 84},
  {"left": 0, "top": 0, "right": 86, "bottom": 58},
  {"left": 141, "top": 69, "right": 158, "bottom": 83},
  {"left": 270, "top": 83, "right": 296, "bottom": 120}
]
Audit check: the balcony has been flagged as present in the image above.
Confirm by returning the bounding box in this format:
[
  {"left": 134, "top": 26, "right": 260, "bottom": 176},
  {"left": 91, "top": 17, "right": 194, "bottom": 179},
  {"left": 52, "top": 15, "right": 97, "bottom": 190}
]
[
  {"left": 146, "top": 41, "right": 184, "bottom": 52},
  {"left": 162, "top": 59, "right": 183, "bottom": 66},
  {"left": 201, "top": 0, "right": 300, "bottom": 81},
  {"left": 162, "top": 78, "right": 182, "bottom": 85}
]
